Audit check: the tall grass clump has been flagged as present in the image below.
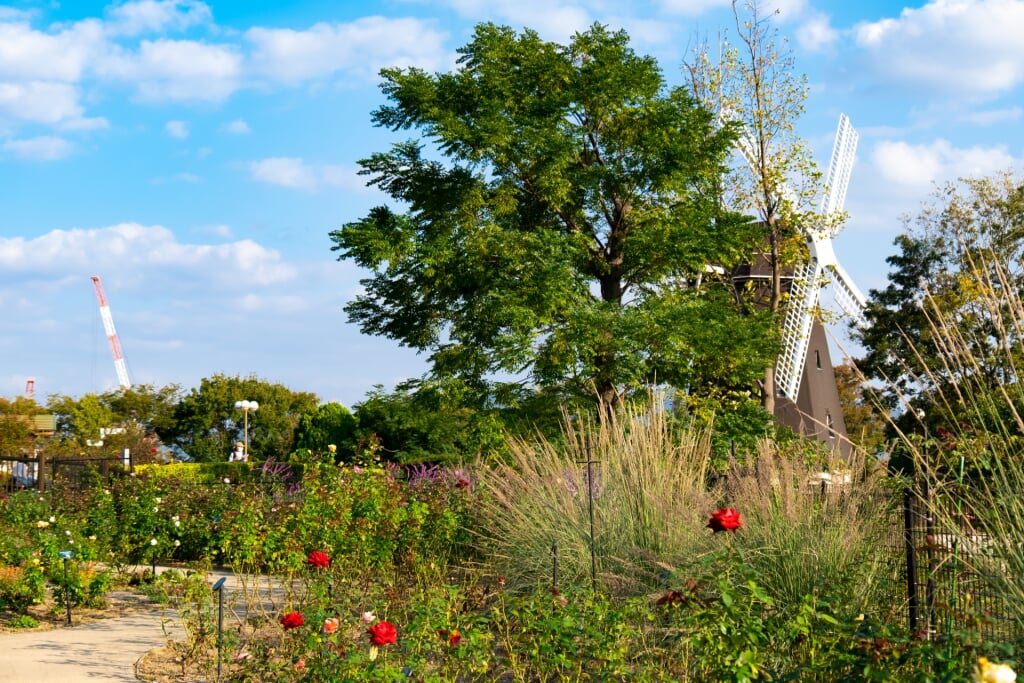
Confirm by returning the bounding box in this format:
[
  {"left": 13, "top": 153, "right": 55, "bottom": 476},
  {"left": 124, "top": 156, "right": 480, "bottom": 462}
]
[
  {"left": 721, "top": 442, "right": 896, "bottom": 617},
  {"left": 472, "top": 394, "right": 721, "bottom": 591},
  {"left": 893, "top": 250, "right": 1024, "bottom": 635}
]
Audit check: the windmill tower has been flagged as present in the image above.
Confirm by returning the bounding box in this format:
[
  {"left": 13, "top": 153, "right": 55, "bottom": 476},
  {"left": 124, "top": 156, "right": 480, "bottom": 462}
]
[{"left": 772, "top": 114, "right": 867, "bottom": 457}]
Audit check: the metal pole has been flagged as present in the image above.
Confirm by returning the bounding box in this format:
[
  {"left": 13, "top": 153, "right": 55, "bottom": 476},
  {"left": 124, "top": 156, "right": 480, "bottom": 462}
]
[
  {"left": 63, "top": 557, "right": 72, "bottom": 625},
  {"left": 903, "top": 487, "right": 919, "bottom": 635},
  {"left": 551, "top": 540, "right": 558, "bottom": 592},
  {"left": 217, "top": 587, "right": 223, "bottom": 680},
  {"left": 213, "top": 577, "right": 226, "bottom": 680},
  {"left": 585, "top": 453, "right": 597, "bottom": 591}
]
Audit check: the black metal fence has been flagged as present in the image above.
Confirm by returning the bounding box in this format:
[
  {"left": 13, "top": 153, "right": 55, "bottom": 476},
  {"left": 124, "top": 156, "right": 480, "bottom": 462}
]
[
  {"left": 0, "top": 452, "right": 133, "bottom": 494},
  {"left": 886, "top": 483, "right": 1019, "bottom": 644}
]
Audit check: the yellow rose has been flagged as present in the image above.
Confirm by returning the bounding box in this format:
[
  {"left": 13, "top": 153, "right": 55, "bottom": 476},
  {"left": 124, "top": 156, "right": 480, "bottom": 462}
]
[{"left": 977, "top": 657, "right": 1017, "bottom": 683}]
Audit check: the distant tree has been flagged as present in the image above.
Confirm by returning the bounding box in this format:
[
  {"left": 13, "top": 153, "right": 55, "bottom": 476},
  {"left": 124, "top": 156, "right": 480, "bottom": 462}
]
[
  {"left": 47, "top": 393, "right": 115, "bottom": 446},
  {"left": 856, "top": 173, "right": 1024, "bottom": 415},
  {"left": 685, "top": 0, "right": 824, "bottom": 416},
  {"left": 855, "top": 172, "right": 1024, "bottom": 466},
  {"left": 352, "top": 379, "right": 513, "bottom": 464},
  {"left": 0, "top": 397, "right": 39, "bottom": 456},
  {"left": 331, "top": 22, "right": 772, "bottom": 419},
  {"left": 293, "top": 403, "right": 358, "bottom": 458},
  {"left": 832, "top": 361, "right": 887, "bottom": 456},
  {"left": 164, "top": 374, "right": 319, "bottom": 462},
  {"left": 44, "top": 385, "right": 179, "bottom": 462},
  {"left": 102, "top": 383, "right": 181, "bottom": 435}
]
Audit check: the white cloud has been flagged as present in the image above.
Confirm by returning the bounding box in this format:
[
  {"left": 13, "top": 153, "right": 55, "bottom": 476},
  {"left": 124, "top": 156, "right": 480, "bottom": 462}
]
[
  {"left": 248, "top": 157, "right": 318, "bottom": 190},
  {"left": 245, "top": 16, "right": 449, "bottom": 83},
  {"left": 165, "top": 119, "right": 189, "bottom": 138},
  {"left": 247, "top": 157, "right": 366, "bottom": 192},
  {"left": 222, "top": 118, "right": 250, "bottom": 134},
  {"left": 854, "top": 0, "right": 1024, "bottom": 96},
  {"left": 439, "top": 0, "right": 593, "bottom": 40},
  {"left": 3, "top": 135, "right": 74, "bottom": 160},
  {"left": 105, "top": 0, "right": 213, "bottom": 37},
  {"left": 98, "top": 38, "right": 243, "bottom": 101},
  {"left": 238, "top": 293, "right": 308, "bottom": 313},
  {"left": 57, "top": 116, "right": 110, "bottom": 132},
  {"left": 871, "top": 139, "right": 1018, "bottom": 190},
  {"left": 0, "top": 223, "right": 296, "bottom": 286},
  {"left": 796, "top": 12, "right": 837, "bottom": 51},
  {"left": 175, "top": 172, "right": 201, "bottom": 182},
  {"left": 961, "top": 106, "right": 1023, "bottom": 126},
  {"left": 653, "top": 0, "right": 731, "bottom": 15},
  {"left": 0, "top": 81, "right": 83, "bottom": 123},
  {"left": 0, "top": 18, "right": 104, "bottom": 82}
]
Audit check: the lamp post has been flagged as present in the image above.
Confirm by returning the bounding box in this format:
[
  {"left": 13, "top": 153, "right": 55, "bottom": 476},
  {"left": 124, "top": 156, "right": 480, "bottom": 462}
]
[{"left": 233, "top": 400, "right": 259, "bottom": 460}]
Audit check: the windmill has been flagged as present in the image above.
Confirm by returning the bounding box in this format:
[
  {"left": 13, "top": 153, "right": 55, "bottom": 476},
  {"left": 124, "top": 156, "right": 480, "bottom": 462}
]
[{"left": 735, "top": 114, "right": 868, "bottom": 455}]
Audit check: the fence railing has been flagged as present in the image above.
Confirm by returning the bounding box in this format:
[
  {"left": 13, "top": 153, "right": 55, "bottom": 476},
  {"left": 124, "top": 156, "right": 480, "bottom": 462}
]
[
  {"left": 886, "top": 482, "right": 1018, "bottom": 644},
  {"left": 0, "top": 452, "right": 133, "bottom": 494}
]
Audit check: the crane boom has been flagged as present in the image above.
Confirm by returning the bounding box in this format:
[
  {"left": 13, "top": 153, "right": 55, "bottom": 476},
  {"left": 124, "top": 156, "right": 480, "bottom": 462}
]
[{"left": 90, "top": 276, "right": 132, "bottom": 390}]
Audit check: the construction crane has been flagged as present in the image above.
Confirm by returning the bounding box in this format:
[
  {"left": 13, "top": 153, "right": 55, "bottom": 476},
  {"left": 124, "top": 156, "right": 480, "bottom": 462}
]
[{"left": 90, "top": 276, "right": 132, "bottom": 390}]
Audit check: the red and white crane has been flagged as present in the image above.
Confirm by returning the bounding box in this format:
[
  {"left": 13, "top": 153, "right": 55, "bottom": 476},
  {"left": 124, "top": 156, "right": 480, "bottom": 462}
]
[{"left": 90, "top": 275, "right": 132, "bottom": 390}]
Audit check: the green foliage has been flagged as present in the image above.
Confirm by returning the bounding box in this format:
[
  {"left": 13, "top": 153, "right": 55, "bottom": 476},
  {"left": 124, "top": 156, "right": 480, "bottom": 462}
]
[
  {"left": 331, "top": 22, "right": 771, "bottom": 411},
  {"left": 135, "top": 461, "right": 260, "bottom": 484},
  {"left": 163, "top": 373, "right": 319, "bottom": 462},
  {"left": 293, "top": 402, "right": 358, "bottom": 457},
  {"left": 352, "top": 380, "right": 515, "bottom": 464},
  {"left": 6, "top": 614, "right": 38, "bottom": 628},
  {"left": 46, "top": 392, "right": 115, "bottom": 445}
]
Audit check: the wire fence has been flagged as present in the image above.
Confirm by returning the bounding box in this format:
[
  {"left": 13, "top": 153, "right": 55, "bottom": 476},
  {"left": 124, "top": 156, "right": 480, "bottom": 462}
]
[{"left": 884, "top": 483, "right": 1019, "bottom": 644}]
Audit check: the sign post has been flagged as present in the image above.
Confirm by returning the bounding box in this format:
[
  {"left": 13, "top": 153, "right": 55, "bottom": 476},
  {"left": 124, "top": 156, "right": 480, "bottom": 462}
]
[
  {"left": 212, "top": 576, "right": 227, "bottom": 680},
  {"left": 58, "top": 550, "right": 73, "bottom": 625}
]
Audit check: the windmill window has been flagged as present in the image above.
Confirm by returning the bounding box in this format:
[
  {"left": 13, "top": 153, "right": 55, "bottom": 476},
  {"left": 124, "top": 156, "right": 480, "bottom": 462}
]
[
  {"left": 826, "top": 412, "right": 835, "bottom": 438},
  {"left": 815, "top": 349, "right": 822, "bottom": 369}
]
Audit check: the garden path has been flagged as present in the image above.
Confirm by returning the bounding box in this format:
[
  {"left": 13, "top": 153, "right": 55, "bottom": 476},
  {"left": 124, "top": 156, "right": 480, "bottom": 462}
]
[
  {"left": 0, "top": 597, "right": 175, "bottom": 682},
  {"left": 0, "top": 565, "right": 270, "bottom": 683}
]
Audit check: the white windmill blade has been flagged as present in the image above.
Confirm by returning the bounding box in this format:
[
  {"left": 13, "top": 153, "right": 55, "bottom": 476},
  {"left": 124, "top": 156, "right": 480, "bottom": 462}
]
[
  {"left": 819, "top": 113, "right": 858, "bottom": 222},
  {"left": 826, "top": 261, "right": 869, "bottom": 325},
  {"left": 775, "top": 113, "right": 860, "bottom": 400},
  {"left": 776, "top": 260, "right": 822, "bottom": 401}
]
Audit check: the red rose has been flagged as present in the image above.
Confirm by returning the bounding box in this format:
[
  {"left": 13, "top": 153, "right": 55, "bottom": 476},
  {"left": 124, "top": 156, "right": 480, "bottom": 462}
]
[
  {"left": 307, "top": 551, "right": 330, "bottom": 568},
  {"left": 448, "top": 628, "right": 462, "bottom": 647},
  {"left": 368, "top": 620, "right": 397, "bottom": 646},
  {"left": 323, "top": 617, "right": 340, "bottom": 634},
  {"left": 280, "top": 611, "right": 304, "bottom": 630},
  {"left": 707, "top": 507, "right": 742, "bottom": 533}
]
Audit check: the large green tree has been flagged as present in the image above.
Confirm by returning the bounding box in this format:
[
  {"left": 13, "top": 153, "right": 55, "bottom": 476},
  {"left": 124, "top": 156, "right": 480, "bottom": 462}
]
[
  {"left": 163, "top": 374, "right": 318, "bottom": 462},
  {"left": 331, "top": 23, "right": 773, "bottom": 414},
  {"left": 855, "top": 172, "right": 1024, "bottom": 465}
]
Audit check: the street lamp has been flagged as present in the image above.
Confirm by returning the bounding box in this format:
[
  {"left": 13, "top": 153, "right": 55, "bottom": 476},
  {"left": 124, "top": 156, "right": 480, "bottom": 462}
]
[{"left": 233, "top": 400, "right": 259, "bottom": 460}]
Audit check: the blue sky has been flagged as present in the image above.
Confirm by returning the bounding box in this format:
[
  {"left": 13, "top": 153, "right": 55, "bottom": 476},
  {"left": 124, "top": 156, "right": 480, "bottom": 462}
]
[{"left": 2, "top": 0, "right": 1023, "bottom": 407}]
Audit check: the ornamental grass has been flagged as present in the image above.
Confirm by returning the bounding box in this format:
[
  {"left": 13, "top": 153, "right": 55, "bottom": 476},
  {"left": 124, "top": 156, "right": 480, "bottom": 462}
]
[
  {"left": 471, "top": 393, "right": 721, "bottom": 592},
  {"left": 719, "top": 442, "right": 894, "bottom": 618},
  {"left": 880, "top": 251, "right": 1024, "bottom": 637}
]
